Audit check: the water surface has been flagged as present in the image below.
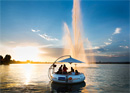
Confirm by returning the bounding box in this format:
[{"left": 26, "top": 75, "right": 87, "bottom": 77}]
[{"left": 0, "top": 64, "right": 129, "bottom": 93}]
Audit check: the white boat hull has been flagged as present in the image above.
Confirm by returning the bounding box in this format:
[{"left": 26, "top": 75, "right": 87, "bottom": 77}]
[{"left": 52, "top": 73, "right": 85, "bottom": 84}]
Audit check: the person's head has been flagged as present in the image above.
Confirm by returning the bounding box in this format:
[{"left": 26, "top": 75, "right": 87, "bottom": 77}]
[
  {"left": 75, "top": 70, "right": 78, "bottom": 73},
  {"left": 71, "top": 67, "right": 74, "bottom": 72},
  {"left": 63, "top": 64, "right": 66, "bottom": 67},
  {"left": 59, "top": 65, "right": 62, "bottom": 69}
]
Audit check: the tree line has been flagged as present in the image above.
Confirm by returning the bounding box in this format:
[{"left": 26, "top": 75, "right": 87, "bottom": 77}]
[{"left": 0, "top": 54, "right": 11, "bottom": 65}]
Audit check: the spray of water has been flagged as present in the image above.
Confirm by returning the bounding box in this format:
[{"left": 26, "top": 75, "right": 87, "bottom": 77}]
[{"left": 63, "top": 0, "right": 96, "bottom": 66}]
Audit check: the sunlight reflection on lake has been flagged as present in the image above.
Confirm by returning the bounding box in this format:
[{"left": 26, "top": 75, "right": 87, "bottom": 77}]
[
  {"left": 22, "top": 64, "right": 33, "bottom": 85},
  {"left": 0, "top": 64, "right": 129, "bottom": 93}
]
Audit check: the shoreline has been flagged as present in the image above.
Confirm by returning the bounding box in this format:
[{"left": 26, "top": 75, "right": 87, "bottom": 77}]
[{"left": 1, "top": 62, "right": 129, "bottom": 65}]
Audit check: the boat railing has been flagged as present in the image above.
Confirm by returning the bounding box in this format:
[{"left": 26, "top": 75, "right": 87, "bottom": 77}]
[{"left": 54, "top": 72, "right": 83, "bottom": 76}]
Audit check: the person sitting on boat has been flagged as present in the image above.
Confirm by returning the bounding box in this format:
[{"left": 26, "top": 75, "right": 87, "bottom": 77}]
[
  {"left": 75, "top": 70, "right": 79, "bottom": 75},
  {"left": 63, "top": 64, "right": 68, "bottom": 74},
  {"left": 56, "top": 65, "right": 63, "bottom": 74},
  {"left": 71, "top": 67, "right": 75, "bottom": 75}
]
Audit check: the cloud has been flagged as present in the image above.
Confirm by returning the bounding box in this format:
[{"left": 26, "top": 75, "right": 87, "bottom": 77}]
[
  {"left": 101, "top": 27, "right": 121, "bottom": 48},
  {"left": 119, "top": 46, "right": 129, "bottom": 49},
  {"left": 31, "top": 28, "right": 58, "bottom": 41},
  {"left": 94, "top": 51, "right": 129, "bottom": 62},
  {"left": 85, "top": 45, "right": 107, "bottom": 55},
  {"left": 85, "top": 46, "right": 100, "bottom": 50},
  {"left": 108, "top": 38, "right": 112, "bottom": 41},
  {"left": 39, "top": 47, "right": 63, "bottom": 57},
  {"left": 113, "top": 28, "right": 121, "bottom": 35},
  {"left": 93, "top": 46, "right": 100, "bottom": 49},
  {"left": 31, "top": 29, "right": 40, "bottom": 32},
  {"left": 9, "top": 41, "right": 16, "bottom": 44},
  {"left": 104, "top": 42, "right": 112, "bottom": 45},
  {"left": 38, "top": 34, "right": 58, "bottom": 41},
  {"left": 38, "top": 44, "right": 53, "bottom": 48}
]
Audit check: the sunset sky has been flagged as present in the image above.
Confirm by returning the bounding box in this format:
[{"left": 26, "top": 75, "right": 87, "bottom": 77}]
[{"left": 0, "top": 0, "right": 129, "bottom": 62}]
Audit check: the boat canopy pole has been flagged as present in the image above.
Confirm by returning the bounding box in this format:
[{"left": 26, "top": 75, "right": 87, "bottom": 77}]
[{"left": 48, "top": 55, "right": 71, "bottom": 80}]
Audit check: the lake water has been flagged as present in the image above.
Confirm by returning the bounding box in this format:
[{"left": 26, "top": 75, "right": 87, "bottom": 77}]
[{"left": 0, "top": 64, "right": 129, "bottom": 93}]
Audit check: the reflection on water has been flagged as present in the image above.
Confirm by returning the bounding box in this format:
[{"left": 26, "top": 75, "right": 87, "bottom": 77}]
[
  {"left": 0, "top": 64, "right": 129, "bottom": 93},
  {"left": 51, "top": 81, "right": 86, "bottom": 92},
  {"left": 22, "top": 64, "right": 34, "bottom": 85}
]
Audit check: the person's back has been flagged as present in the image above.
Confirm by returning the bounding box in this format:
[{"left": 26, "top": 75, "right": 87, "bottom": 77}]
[
  {"left": 71, "top": 67, "right": 75, "bottom": 75},
  {"left": 57, "top": 65, "right": 62, "bottom": 74},
  {"left": 59, "top": 65, "right": 62, "bottom": 71},
  {"left": 63, "top": 64, "right": 68, "bottom": 74},
  {"left": 75, "top": 70, "right": 79, "bottom": 75},
  {"left": 71, "top": 67, "right": 74, "bottom": 72}
]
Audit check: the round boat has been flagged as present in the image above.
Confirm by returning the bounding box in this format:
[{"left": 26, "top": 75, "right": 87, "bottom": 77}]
[
  {"left": 52, "top": 73, "right": 85, "bottom": 84},
  {"left": 48, "top": 55, "right": 86, "bottom": 84}
]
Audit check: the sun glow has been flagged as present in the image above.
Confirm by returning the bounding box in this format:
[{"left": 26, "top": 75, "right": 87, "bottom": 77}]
[{"left": 13, "top": 46, "right": 41, "bottom": 61}]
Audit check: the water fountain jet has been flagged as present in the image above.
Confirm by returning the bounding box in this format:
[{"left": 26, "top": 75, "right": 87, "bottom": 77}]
[{"left": 63, "top": 0, "right": 96, "bottom": 67}]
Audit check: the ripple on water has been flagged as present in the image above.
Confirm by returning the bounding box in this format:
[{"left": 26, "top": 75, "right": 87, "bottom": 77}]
[{"left": 0, "top": 64, "right": 129, "bottom": 93}]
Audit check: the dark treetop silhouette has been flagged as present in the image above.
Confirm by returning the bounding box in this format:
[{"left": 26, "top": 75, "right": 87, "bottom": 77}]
[{"left": 0, "top": 54, "right": 11, "bottom": 65}]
